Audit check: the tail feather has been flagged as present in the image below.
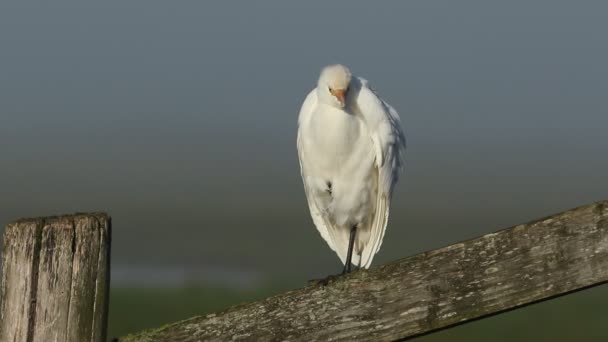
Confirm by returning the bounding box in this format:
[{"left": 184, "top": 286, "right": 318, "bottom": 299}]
[{"left": 359, "top": 194, "right": 389, "bottom": 269}]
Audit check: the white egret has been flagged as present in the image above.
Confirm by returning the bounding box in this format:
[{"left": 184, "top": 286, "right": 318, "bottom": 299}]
[{"left": 297, "top": 64, "right": 406, "bottom": 274}]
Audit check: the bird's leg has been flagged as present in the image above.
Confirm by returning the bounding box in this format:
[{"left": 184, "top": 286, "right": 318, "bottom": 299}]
[
  {"left": 308, "top": 225, "right": 358, "bottom": 286},
  {"left": 342, "top": 225, "right": 357, "bottom": 274}
]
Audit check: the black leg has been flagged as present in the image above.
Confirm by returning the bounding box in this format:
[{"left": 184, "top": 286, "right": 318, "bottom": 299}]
[
  {"left": 342, "top": 225, "right": 357, "bottom": 274},
  {"left": 308, "top": 225, "right": 359, "bottom": 286}
]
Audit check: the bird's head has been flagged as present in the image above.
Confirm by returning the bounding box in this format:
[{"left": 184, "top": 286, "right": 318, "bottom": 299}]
[{"left": 317, "top": 64, "right": 352, "bottom": 108}]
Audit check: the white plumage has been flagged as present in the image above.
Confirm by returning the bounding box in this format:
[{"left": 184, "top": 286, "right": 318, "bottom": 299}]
[{"left": 297, "top": 64, "right": 406, "bottom": 269}]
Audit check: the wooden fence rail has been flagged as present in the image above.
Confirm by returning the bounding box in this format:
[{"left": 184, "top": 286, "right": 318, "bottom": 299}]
[
  {"left": 0, "top": 213, "right": 111, "bottom": 342},
  {"left": 120, "top": 201, "right": 608, "bottom": 342}
]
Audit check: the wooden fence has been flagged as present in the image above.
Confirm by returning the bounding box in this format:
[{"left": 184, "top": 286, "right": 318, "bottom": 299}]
[{"left": 1, "top": 201, "right": 607, "bottom": 341}]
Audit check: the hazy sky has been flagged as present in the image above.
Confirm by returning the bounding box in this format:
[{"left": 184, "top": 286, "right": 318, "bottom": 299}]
[{"left": 1, "top": 1, "right": 607, "bottom": 282}]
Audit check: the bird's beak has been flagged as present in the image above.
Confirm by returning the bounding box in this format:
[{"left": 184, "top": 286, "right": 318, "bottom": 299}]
[{"left": 330, "top": 88, "right": 347, "bottom": 105}]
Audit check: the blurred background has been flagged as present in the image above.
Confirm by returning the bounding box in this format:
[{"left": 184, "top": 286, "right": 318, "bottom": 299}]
[{"left": 1, "top": 1, "right": 607, "bottom": 340}]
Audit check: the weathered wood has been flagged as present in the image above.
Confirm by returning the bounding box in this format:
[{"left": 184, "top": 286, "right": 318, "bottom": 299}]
[
  {"left": 0, "top": 220, "right": 41, "bottom": 342},
  {"left": 121, "top": 201, "right": 608, "bottom": 342},
  {"left": 0, "top": 213, "right": 111, "bottom": 342}
]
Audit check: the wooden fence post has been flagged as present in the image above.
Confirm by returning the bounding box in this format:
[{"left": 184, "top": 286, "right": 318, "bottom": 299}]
[{"left": 0, "top": 213, "right": 111, "bottom": 342}]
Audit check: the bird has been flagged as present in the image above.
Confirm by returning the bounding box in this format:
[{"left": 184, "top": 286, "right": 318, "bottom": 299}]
[{"left": 297, "top": 64, "right": 406, "bottom": 274}]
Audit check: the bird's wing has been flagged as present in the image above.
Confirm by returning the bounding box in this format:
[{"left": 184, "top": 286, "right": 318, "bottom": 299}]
[
  {"left": 296, "top": 89, "right": 337, "bottom": 252},
  {"left": 355, "top": 77, "right": 406, "bottom": 268}
]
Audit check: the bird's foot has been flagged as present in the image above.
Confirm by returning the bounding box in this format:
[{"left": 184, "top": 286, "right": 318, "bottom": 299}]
[
  {"left": 308, "top": 266, "right": 360, "bottom": 286},
  {"left": 307, "top": 274, "right": 343, "bottom": 286},
  {"left": 342, "top": 262, "right": 352, "bottom": 275}
]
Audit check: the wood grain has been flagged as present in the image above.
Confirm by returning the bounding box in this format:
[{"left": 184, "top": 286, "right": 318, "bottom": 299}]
[
  {"left": 0, "top": 213, "right": 111, "bottom": 342},
  {"left": 121, "top": 201, "right": 608, "bottom": 342}
]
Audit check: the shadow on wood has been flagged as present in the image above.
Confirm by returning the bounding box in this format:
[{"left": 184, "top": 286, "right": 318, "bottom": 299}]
[
  {"left": 0, "top": 213, "right": 111, "bottom": 342},
  {"left": 120, "top": 201, "right": 608, "bottom": 342}
]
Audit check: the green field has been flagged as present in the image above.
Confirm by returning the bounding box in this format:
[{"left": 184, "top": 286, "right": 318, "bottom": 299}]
[
  {"left": 109, "top": 283, "right": 608, "bottom": 341},
  {"left": 108, "top": 285, "right": 281, "bottom": 339}
]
